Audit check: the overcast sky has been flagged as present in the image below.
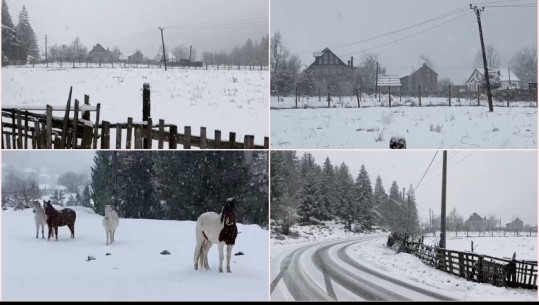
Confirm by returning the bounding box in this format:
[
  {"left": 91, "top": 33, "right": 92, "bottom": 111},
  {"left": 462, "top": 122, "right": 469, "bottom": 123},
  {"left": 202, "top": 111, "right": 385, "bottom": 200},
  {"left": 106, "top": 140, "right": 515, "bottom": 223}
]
[
  {"left": 6, "top": 0, "right": 268, "bottom": 59},
  {"left": 271, "top": 0, "right": 537, "bottom": 84},
  {"left": 304, "top": 150, "right": 537, "bottom": 227},
  {"left": 2, "top": 151, "right": 95, "bottom": 185}
]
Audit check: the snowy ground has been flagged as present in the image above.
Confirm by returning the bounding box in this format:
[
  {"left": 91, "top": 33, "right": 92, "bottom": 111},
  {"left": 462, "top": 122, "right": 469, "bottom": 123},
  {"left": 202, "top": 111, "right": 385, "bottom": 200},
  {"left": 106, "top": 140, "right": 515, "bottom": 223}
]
[
  {"left": 270, "top": 96, "right": 537, "bottom": 149},
  {"left": 423, "top": 232, "right": 537, "bottom": 261},
  {"left": 2, "top": 205, "right": 269, "bottom": 301},
  {"left": 2, "top": 67, "right": 269, "bottom": 146},
  {"left": 271, "top": 223, "right": 537, "bottom": 301}
]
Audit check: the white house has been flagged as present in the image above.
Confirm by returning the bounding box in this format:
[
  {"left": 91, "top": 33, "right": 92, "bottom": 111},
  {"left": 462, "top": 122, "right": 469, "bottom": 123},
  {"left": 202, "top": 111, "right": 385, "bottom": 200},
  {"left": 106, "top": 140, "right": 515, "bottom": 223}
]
[{"left": 466, "top": 68, "right": 520, "bottom": 91}]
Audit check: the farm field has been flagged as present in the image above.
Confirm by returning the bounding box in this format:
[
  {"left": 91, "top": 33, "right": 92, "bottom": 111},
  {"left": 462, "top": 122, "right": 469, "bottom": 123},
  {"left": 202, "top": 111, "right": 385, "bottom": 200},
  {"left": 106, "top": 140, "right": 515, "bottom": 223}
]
[
  {"left": 270, "top": 96, "right": 537, "bottom": 149},
  {"left": 2, "top": 67, "right": 269, "bottom": 147}
]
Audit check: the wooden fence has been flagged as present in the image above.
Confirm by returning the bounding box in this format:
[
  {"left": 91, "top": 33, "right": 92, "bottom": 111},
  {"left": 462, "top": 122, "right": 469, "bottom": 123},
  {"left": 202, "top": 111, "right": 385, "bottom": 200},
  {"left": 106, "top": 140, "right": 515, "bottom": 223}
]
[
  {"left": 403, "top": 241, "right": 537, "bottom": 290},
  {"left": 2, "top": 84, "right": 268, "bottom": 149}
]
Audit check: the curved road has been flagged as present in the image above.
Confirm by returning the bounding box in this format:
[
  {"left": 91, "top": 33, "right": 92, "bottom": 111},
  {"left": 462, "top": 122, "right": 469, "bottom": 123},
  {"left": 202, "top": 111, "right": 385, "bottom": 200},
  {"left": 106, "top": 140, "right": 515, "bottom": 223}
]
[{"left": 270, "top": 235, "right": 455, "bottom": 301}]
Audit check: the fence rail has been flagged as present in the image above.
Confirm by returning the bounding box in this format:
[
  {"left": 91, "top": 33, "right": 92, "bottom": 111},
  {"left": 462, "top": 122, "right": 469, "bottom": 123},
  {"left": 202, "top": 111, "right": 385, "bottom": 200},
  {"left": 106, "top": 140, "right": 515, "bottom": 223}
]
[
  {"left": 2, "top": 84, "right": 268, "bottom": 150},
  {"left": 402, "top": 241, "right": 537, "bottom": 290}
]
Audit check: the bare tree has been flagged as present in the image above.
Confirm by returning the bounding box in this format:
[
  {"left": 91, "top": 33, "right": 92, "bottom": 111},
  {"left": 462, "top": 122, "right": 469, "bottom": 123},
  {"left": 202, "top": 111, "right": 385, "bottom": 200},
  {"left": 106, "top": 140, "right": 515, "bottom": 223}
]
[
  {"left": 286, "top": 55, "right": 302, "bottom": 89},
  {"left": 271, "top": 32, "right": 289, "bottom": 72},
  {"left": 358, "top": 52, "right": 385, "bottom": 89},
  {"left": 474, "top": 45, "right": 500, "bottom": 69},
  {"left": 510, "top": 45, "right": 537, "bottom": 87},
  {"left": 437, "top": 77, "right": 453, "bottom": 90},
  {"left": 57, "top": 171, "right": 85, "bottom": 194}
]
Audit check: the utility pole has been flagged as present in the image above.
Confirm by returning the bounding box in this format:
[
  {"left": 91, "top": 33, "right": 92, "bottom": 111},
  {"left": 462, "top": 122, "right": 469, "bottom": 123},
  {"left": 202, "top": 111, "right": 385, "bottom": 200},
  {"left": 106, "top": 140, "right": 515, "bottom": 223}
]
[
  {"left": 375, "top": 61, "right": 379, "bottom": 98},
  {"left": 44, "top": 35, "right": 48, "bottom": 68},
  {"left": 189, "top": 45, "right": 192, "bottom": 68},
  {"left": 158, "top": 27, "right": 167, "bottom": 71},
  {"left": 470, "top": 4, "right": 493, "bottom": 112},
  {"left": 440, "top": 150, "right": 447, "bottom": 248}
]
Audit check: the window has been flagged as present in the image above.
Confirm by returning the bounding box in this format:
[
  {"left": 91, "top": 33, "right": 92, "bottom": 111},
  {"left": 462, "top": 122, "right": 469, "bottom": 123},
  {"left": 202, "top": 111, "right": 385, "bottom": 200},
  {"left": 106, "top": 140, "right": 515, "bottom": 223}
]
[{"left": 324, "top": 53, "right": 329, "bottom": 66}]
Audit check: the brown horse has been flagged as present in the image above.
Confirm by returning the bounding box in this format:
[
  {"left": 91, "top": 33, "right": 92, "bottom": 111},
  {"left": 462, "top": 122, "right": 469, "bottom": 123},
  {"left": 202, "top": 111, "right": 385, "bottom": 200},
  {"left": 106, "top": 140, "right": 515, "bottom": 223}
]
[{"left": 43, "top": 200, "right": 77, "bottom": 241}]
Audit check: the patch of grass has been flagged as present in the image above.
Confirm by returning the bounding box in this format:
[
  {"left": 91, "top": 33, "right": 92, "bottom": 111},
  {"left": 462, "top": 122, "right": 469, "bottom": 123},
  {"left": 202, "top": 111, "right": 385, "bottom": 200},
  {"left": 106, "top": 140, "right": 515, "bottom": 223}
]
[{"left": 430, "top": 123, "right": 443, "bottom": 133}]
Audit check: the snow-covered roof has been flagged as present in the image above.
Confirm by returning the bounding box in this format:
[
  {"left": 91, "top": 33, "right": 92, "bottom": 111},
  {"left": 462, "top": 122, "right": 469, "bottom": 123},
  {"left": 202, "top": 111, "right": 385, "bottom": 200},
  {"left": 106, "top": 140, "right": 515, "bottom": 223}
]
[{"left": 497, "top": 69, "right": 520, "bottom": 82}]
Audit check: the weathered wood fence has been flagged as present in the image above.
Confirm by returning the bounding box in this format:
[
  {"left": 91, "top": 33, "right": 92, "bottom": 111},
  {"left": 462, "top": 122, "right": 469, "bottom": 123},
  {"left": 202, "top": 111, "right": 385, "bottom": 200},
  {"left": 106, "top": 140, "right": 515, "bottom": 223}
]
[
  {"left": 403, "top": 241, "right": 537, "bottom": 290},
  {"left": 2, "top": 84, "right": 269, "bottom": 149}
]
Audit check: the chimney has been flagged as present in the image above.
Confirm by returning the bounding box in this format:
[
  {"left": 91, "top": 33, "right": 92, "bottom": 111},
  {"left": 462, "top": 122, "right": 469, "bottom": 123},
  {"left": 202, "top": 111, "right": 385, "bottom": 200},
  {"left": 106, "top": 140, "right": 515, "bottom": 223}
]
[
  {"left": 351, "top": 56, "right": 354, "bottom": 67},
  {"left": 347, "top": 60, "right": 350, "bottom": 66}
]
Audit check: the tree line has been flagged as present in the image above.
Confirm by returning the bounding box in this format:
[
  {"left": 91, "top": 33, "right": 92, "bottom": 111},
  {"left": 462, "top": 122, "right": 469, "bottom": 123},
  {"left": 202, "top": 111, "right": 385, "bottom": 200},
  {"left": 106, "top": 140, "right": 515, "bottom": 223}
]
[
  {"left": 1, "top": 1, "right": 269, "bottom": 67},
  {"left": 271, "top": 151, "right": 420, "bottom": 236},
  {"left": 91, "top": 151, "right": 268, "bottom": 226}
]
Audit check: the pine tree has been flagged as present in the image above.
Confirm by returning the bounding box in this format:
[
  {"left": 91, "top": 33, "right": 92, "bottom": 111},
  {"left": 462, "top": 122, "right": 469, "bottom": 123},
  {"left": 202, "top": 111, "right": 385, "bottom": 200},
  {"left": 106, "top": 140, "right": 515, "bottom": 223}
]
[
  {"left": 319, "top": 157, "right": 336, "bottom": 219},
  {"left": 90, "top": 151, "right": 115, "bottom": 215},
  {"left": 15, "top": 5, "right": 39, "bottom": 62},
  {"left": 81, "top": 185, "right": 92, "bottom": 208},
  {"left": 297, "top": 153, "right": 325, "bottom": 222},
  {"left": 335, "top": 162, "right": 354, "bottom": 231},
  {"left": 373, "top": 175, "right": 389, "bottom": 227},
  {"left": 2, "top": 0, "right": 18, "bottom": 64},
  {"left": 406, "top": 185, "right": 421, "bottom": 237},
  {"left": 353, "top": 165, "right": 374, "bottom": 231},
  {"left": 297, "top": 69, "right": 317, "bottom": 96}
]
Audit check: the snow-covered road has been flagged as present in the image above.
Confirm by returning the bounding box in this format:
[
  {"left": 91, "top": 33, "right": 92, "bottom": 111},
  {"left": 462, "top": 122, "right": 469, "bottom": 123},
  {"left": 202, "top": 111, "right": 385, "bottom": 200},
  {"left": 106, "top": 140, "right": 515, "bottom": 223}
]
[{"left": 270, "top": 235, "right": 454, "bottom": 301}]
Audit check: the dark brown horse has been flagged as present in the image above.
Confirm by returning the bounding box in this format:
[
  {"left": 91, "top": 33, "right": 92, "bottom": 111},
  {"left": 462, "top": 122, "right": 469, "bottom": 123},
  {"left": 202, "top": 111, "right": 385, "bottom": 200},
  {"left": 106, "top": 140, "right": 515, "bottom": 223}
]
[{"left": 43, "top": 200, "right": 77, "bottom": 241}]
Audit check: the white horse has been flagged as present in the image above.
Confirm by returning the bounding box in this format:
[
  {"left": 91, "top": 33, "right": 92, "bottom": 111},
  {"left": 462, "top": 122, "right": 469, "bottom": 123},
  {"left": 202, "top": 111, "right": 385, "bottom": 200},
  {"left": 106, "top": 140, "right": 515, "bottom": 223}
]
[
  {"left": 193, "top": 198, "right": 238, "bottom": 273},
  {"left": 32, "top": 201, "right": 47, "bottom": 239},
  {"left": 102, "top": 205, "right": 119, "bottom": 245}
]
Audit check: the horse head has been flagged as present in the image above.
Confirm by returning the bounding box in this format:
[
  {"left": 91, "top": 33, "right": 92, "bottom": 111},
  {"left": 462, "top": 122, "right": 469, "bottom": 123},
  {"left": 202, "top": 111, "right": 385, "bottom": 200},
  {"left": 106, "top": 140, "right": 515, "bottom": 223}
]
[{"left": 220, "top": 198, "right": 236, "bottom": 225}]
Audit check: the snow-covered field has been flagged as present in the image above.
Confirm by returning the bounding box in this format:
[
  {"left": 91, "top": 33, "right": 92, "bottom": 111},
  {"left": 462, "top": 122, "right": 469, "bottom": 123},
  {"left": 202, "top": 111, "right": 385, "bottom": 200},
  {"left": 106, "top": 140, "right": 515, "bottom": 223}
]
[
  {"left": 2, "top": 205, "right": 269, "bottom": 301},
  {"left": 271, "top": 223, "right": 538, "bottom": 301},
  {"left": 2, "top": 67, "right": 269, "bottom": 146},
  {"left": 270, "top": 96, "right": 537, "bottom": 149},
  {"left": 423, "top": 233, "right": 537, "bottom": 261}
]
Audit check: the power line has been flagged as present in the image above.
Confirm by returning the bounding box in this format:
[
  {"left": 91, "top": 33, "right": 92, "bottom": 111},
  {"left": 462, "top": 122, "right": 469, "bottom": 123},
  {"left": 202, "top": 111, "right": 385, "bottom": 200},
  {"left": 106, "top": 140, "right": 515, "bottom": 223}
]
[
  {"left": 340, "top": 11, "right": 473, "bottom": 58},
  {"left": 294, "top": 5, "right": 469, "bottom": 55},
  {"left": 414, "top": 151, "right": 439, "bottom": 192}
]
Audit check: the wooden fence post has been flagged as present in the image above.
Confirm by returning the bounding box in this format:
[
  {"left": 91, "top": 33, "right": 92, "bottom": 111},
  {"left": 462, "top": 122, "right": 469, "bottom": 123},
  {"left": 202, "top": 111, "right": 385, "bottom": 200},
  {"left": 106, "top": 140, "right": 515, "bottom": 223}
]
[
  {"left": 143, "top": 83, "right": 151, "bottom": 148},
  {"left": 60, "top": 88, "right": 73, "bottom": 148},
  {"left": 477, "top": 87, "right": 480, "bottom": 106},
  {"left": 46, "top": 105, "right": 53, "bottom": 149},
  {"left": 264, "top": 136, "right": 269, "bottom": 149},
  {"left": 184, "top": 126, "right": 191, "bottom": 149},
  {"left": 356, "top": 88, "right": 360, "bottom": 108},
  {"left": 134, "top": 125, "right": 142, "bottom": 149},
  {"left": 101, "top": 121, "right": 110, "bottom": 149},
  {"left": 327, "top": 87, "right": 331, "bottom": 107},
  {"left": 92, "top": 103, "right": 101, "bottom": 149},
  {"left": 16, "top": 110, "right": 22, "bottom": 149},
  {"left": 229, "top": 132, "right": 236, "bottom": 149},
  {"left": 24, "top": 111, "right": 29, "bottom": 149},
  {"left": 388, "top": 86, "right": 392, "bottom": 108},
  {"left": 477, "top": 255, "right": 484, "bottom": 283},
  {"left": 82, "top": 95, "right": 90, "bottom": 121},
  {"left": 200, "top": 127, "right": 207, "bottom": 149},
  {"left": 81, "top": 126, "right": 93, "bottom": 148},
  {"left": 116, "top": 125, "right": 122, "bottom": 149},
  {"left": 126, "top": 117, "right": 133, "bottom": 149},
  {"left": 448, "top": 85, "right": 452, "bottom": 106},
  {"left": 145, "top": 118, "right": 153, "bottom": 149},
  {"left": 169, "top": 125, "right": 178, "bottom": 149},
  {"left": 418, "top": 85, "right": 421, "bottom": 107},
  {"left": 244, "top": 135, "right": 254, "bottom": 149},
  {"left": 71, "top": 99, "right": 79, "bottom": 149},
  {"left": 295, "top": 87, "right": 298, "bottom": 108},
  {"left": 215, "top": 130, "right": 221, "bottom": 149},
  {"left": 158, "top": 119, "right": 165, "bottom": 149}
]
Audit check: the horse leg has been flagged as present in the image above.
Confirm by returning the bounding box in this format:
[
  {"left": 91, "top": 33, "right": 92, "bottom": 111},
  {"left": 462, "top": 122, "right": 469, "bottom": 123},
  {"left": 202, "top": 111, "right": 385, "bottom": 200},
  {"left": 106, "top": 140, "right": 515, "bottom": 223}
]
[
  {"left": 226, "top": 244, "right": 233, "bottom": 273},
  {"left": 35, "top": 223, "right": 39, "bottom": 239},
  {"left": 194, "top": 239, "right": 203, "bottom": 270},
  {"left": 203, "top": 241, "right": 212, "bottom": 270},
  {"left": 55, "top": 226, "right": 59, "bottom": 241},
  {"left": 41, "top": 224, "right": 45, "bottom": 239},
  {"left": 47, "top": 224, "right": 52, "bottom": 240},
  {"left": 105, "top": 230, "right": 109, "bottom": 245},
  {"left": 112, "top": 229, "right": 115, "bottom": 244},
  {"left": 218, "top": 242, "right": 224, "bottom": 273},
  {"left": 71, "top": 224, "right": 75, "bottom": 239}
]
